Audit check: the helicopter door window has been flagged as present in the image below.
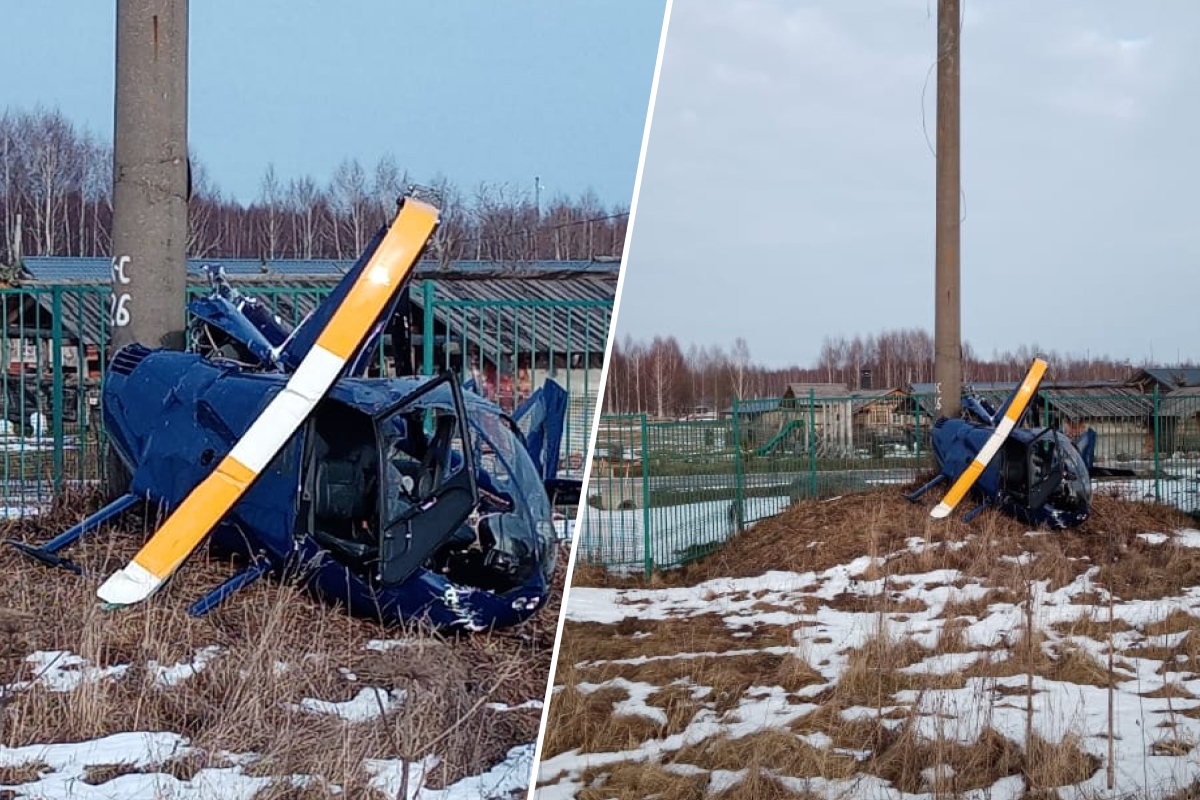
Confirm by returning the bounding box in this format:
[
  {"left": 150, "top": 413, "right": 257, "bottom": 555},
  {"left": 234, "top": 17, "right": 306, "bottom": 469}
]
[
  {"left": 383, "top": 410, "right": 466, "bottom": 517},
  {"left": 377, "top": 406, "right": 477, "bottom": 587}
]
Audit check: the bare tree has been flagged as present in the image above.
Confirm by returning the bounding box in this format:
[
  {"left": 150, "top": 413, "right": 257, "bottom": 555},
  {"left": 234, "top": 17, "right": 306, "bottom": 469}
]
[
  {"left": 330, "top": 158, "right": 368, "bottom": 258},
  {"left": 288, "top": 175, "right": 323, "bottom": 260},
  {"left": 256, "top": 163, "right": 283, "bottom": 259},
  {"left": 729, "top": 337, "right": 752, "bottom": 400}
]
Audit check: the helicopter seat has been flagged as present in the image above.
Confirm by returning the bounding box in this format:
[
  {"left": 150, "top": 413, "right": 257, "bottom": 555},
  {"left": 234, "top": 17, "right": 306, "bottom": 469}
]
[{"left": 312, "top": 445, "right": 378, "bottom": 566}]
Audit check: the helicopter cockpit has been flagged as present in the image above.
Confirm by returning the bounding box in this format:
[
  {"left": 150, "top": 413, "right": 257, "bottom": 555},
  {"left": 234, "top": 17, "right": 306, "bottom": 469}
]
[{"left": 303, "top": 373, "right": 555, "bottom": 595}]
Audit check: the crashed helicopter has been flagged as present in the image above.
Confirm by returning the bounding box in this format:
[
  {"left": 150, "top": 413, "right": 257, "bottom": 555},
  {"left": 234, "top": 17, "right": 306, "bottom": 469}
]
[
  {"left": 9, "top": 196, "right": 577, "bottom": 630},
  {"left": 907, "top": 357, "right": 1128, "bottom": 529}
]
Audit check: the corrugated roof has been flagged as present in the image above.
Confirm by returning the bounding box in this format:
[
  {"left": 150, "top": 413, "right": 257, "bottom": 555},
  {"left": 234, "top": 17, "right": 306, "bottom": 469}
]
[
  {"left": 899, "top": 387, "right": 1151, "bottom": 420},
  {"left": 19, "top": 256, "right": 619, "bottom": 283},
  {"left": 1131, "top": 368, "right": 1200, "bottom": 391},
  {"left": 1162, "top": 386, "right": 1200, "bottom": 418},
  {"left": 414, "top": 274, "right": 615, "bottom": 361},
  {"left": 850, "top": 388, "right": 903, "bottom": 413},
  {"left": 721, "top": 398, "right": 779, "bottom": 415},
  {"left": 784, "top": 383, "right": 851, "bottom": 398},
  {"left": 1041, "top": 387, "right": 1151, "bottom": 419}
]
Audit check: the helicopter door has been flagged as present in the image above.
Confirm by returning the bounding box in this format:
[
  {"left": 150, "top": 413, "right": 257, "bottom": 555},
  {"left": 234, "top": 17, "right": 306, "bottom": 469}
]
[
  {"left": 1000, "top": 430, "right": 1064, "bottom": 511},
  {"left": 375, "top": 374, "right": 480, "bottom": 587}
]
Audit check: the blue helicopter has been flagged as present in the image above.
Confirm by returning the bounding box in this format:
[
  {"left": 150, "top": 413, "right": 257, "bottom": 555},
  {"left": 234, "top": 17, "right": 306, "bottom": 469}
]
[
  {"left": 9, "top": 198, "right": 577, "bottom": 630},
  {"left": 907, "top": 358, "right": 1114, "bottom": 529}
]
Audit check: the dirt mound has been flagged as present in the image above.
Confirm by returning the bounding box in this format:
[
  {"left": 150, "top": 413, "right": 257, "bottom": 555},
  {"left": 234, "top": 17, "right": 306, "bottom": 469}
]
[{"left": 578, "top": 486, "right": 1196, "bottom": 589}]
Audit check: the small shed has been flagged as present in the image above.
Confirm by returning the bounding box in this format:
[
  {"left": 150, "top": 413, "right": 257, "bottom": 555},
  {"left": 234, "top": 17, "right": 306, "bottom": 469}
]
[
  {"left": 781, "top": 383, "right": 854, "bottom": 456},
  {"left": 1040, "top": 387, "right": 1153, "bottom": 462},
  {"left": 1161, "top": 386, "right": 1200, "bottom": 455},
  {"left": 1128, "top": 367, "right": 1200, "bottom": 395},
  {"left": 849, "top": 388, "right": 907, "bottom": 446}
]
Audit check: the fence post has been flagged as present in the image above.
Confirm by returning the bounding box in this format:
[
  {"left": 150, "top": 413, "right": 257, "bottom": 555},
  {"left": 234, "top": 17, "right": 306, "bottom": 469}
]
[
  {"left": 915, "top": 398, "right": 922, "bottom": 463},
  {"left": 808, "top": 388, "right": 817, "bottom": 498},
  {"left": 639, "top": 413, "right": 653, "bottom": 579},
  {"left": 421, "top": 279, "right": 435, "bottom": 376},
  {"left": 1154, "top": 385, "right": 1161, "bottom": 503},
  {"left": 732, "top": 395, "right": 745, "bottom": 532},
  {"left": 51, "top": 287, "right": 64, "bottom": 496}
]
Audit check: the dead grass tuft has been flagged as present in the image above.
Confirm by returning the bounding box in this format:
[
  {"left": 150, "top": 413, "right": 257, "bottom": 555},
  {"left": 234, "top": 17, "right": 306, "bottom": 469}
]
[
  {"left": 1146, "top": 609, "right": 1200, "bottom": 637},
  {"left": 868, "top": 726, "right": 1025, "bottom": 794},
  {"left": 833, "top": 632, "right": 965, "bottom": 707},
  {"left": 1051, "top": 613, "right": 1134, "bottom": 639},
  {"left": 577, "top": 761, "right": 706, "bottom": 800},
  {"left": 249, "top": 777, "right": 387, "bottom": 800},
  {"left": 564, "top": 614, "right": 794, "bottom": 663},
  {"left": 82, "top": 762, "right": 143, "bottom": 785},
  {"left": 1023, "top": 733, "right": 1101, "bottom": 789},
  {"left": 540, "top": 677, "right": 663, "bottom": 758},
  {"left": 963, "top": 631, "right": 1115, "bottom": 687},
  {"left": 673, "top": 729, "right": 855, "bottom": 779},
  {"left": 709, "top": 767, "right": 821, "bottom": 800},
  {"left": 0, "top": 762, "right": 48, "bottom": 785},
  {"left": 576, "top": 650, "right": 822, "bottom": 711}
]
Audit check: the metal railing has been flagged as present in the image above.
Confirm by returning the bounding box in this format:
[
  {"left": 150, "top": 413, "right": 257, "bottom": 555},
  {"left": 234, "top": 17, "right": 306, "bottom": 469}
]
[
  {"left": 0, "top": 283, "right": 610, "bottom": 509},
  {"left": 580, "top": 390, "right": 1200, "bottom": 575}
]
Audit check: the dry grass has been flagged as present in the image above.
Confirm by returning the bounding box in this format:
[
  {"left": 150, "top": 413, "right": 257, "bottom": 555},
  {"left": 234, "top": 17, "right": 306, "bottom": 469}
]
[
  {"left": 832, "top": 632, "right": 967, "bottom": 708},
  {"left": 638, "top": 488, "right": 1194, "bottom": 590},
  {"left": 868, "top": 725, "right": 1025, "bottom": 794},
  {"left": 576, "top": 761, "right": 707, "bottom": 800},
  {"left": 0, "top": 493, "right": 565, "bottom": 792},
  {"left": 0, "top": 762, "right": 47, "bottom": 785},
  {"left": 1050, "top": 613, "right": 1135, "bottom": 639},
  {"left": 1023, "top": 733, "right": 1101, "bottom": 789},
  {"left": 563, "top": 614, "right": 795, "bottom": 661},
  {"left": 709, "top": 768, "right": 821, "bottom": 800},
  {"left": 673, "top": 729, "right": 856, "bottom": 779},
  {"left": 539, "top": 680, "right": 666, "bottom": 758},
  {"left": 961, "top": 630, "right": 1116, "bottom": 687},
  {"left": 551, "top": 490, "right": 1199, "bottom": 797},
  {"left": 576, "top": 650, "right": 823, "bottom": 712}
]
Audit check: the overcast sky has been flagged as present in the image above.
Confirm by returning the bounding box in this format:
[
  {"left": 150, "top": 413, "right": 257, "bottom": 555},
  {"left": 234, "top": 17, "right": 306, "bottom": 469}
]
[
  {"left": 618, "top": 1, "right": 1200, "bottom": 368},
  {"left": 0, "top": 1, "right": 666, "bottom": 206}
]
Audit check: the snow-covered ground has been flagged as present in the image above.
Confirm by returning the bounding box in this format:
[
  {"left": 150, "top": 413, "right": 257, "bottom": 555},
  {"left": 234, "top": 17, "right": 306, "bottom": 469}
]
[
  {"left": 540, "top": 526, "right": 1200, "bottom": 799},
  {"left": 0, "top": 730, "right": 534, "bottom": 800},
  {"left": 0, "top": 641, "right": 540, "bottom": 800}
]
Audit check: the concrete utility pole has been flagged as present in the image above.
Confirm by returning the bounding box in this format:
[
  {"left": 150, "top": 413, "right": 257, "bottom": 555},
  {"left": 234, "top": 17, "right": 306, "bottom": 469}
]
[
  {"left": 933, "top": 0, "right": 962, "bottom": 419},
  {"left": 110, "top": 0, "right": 189, "bottom": 352}
]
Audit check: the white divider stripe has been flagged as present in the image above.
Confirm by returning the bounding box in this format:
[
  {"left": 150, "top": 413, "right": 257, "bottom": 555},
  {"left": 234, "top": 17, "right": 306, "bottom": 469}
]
[
  {"left": 228, "top": 345, "right": 346, "bottom": 473},
  {"left": 972, "top": 416, "right": 1015, "bottom": 468}
]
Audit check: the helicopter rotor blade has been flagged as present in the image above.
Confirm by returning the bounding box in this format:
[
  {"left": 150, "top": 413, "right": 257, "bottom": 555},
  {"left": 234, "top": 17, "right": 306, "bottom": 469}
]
[
  {"left": 97, "top": 200, "right": 439, "bottom": 607},
  {"left": 931, "top": 357, "right": 1048, "bottom": 520}
]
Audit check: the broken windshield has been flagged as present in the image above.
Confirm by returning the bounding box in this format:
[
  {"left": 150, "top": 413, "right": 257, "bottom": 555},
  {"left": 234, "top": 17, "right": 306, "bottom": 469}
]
[{"left": 372, "top": 379, "right": 554, "bottom": 583}]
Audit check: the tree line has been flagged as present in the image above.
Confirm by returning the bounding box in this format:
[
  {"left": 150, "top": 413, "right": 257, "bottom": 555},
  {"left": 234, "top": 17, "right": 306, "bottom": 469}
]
[
  {"left": 0, "top": 107, "right": 628, "bottom": 269},
  {"left": 603, "top": 330, "right": 1172, "bottom": 418}
]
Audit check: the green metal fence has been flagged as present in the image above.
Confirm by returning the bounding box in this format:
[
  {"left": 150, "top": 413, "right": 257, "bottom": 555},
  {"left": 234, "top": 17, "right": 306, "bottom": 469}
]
[
  {"left": 0, "top": 282, "right": 609, "bottom": 512},
  {"left": 580, "top": 389, "right": 1200, "bottom": 575}
]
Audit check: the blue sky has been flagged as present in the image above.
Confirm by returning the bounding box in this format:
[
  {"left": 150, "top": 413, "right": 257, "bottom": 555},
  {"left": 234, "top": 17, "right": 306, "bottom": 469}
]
[
  {"left": 618, "top": 0, "right": 1200, "bottom": 366},
  {"left": 1, "top": 1, "right": 666, "bottom": 205}
]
